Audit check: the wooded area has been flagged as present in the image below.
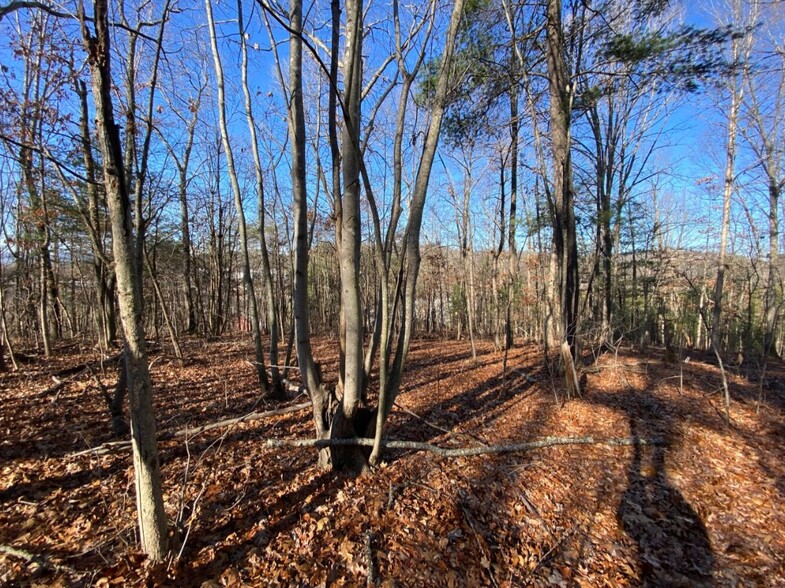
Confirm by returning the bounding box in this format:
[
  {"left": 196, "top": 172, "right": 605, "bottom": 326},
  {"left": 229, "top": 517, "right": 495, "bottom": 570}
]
[{"left": 1, "top": 0, "right": 784, "bottom": 584}]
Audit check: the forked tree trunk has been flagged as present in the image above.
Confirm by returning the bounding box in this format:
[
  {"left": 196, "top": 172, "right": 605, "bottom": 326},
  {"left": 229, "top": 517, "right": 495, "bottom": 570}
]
[
  {"left": 364, "top": 0, "right": 436, "bottom": 452},
  {"left": 330, "top": 0, "right": 366, "bottom": 470},
  {"left": 370, "top": 0, "right": 466, "bottom": 465}
]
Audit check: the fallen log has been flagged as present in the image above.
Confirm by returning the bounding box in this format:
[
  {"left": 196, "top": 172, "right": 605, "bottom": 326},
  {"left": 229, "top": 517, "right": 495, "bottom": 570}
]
[{"left": 258, "top": 435, "right": 665, "bottom": 457}]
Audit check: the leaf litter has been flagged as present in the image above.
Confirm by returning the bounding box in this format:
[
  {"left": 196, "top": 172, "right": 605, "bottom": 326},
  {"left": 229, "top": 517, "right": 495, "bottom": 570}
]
[{"left": 0, "top": 336, "right": 784, "bottom": 586}]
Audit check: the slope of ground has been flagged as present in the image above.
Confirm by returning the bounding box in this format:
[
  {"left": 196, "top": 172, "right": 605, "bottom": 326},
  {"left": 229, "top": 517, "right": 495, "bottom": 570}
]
[{"left": 0, "top": 336, "right": 783, "bottom": 587}]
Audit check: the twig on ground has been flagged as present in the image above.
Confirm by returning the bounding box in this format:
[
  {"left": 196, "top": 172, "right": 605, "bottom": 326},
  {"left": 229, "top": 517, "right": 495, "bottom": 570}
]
[
  {"left": 0, "top": 544, "right": 74, "bottom": 573},
  {"left": 364, "top": 530, "right": 375, "bottom": 587},
  {"left": 68, "top": 401, "right": 312, "bottom": 458}
]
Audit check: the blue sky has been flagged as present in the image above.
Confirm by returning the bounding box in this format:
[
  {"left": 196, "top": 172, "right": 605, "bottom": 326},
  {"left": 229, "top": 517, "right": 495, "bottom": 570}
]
[{"left": 0, "top": 0, "right": 781, "bottom": 263}]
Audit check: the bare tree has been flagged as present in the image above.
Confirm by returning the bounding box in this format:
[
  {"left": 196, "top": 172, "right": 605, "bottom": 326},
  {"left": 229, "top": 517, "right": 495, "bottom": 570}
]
[
  {"left": 710, "top": 0, "right": 756, "bottom": 353},
  {"left": 545, "top": 0, "right": 580, "bottom": 397},
  {"left": 371, "top": 0, "right": 466, "bottom": 465},
  {"left": 286, "top": 0, "right": 331, "bottom": 454},
  {"left": 1, "top": 12, "right": 70, "bottom": 355},
  {"left": 79, "top": 0, "right": 168, "bottom": 560},
  {"left": 738, "top": 0, "right": 785, "bottom": 356},
  {"left": 157, "top": 59, "right": 206, "bottom": 337},
  {"left": 237, "top": 0, "right": 285, "bottom": 399},
  {"left": 205, "top": 0, "right": 271, "bottom": 395}
]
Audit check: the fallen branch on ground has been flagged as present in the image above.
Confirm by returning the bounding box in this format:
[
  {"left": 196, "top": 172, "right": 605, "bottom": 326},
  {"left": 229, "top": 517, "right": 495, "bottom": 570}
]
[
  {"left": 172, "top": 401, "right": 311, "bottom": 437},
  {"left": 69, "top": 440, "right": 131, "bottom": 458},
  {"left": 0, "top": 544, "right": 73, "bottom": 573},
  {"left": 364, "top": 530, "right": 375, "bottom": 587},
  {"left": 37, "top": 371, "right": 85, "bottom": 399},
  {"left": 68, "top": 401, "right": 312, "bottom": 458},
  {"left": 54, "top": 352, "right": 122, "bottom": 378},
  {"left": 258, "top": 435, "right": 665, "bottom": 457},
  {"left": 70, "top": 402, "right": 664, "bottom": 460}
]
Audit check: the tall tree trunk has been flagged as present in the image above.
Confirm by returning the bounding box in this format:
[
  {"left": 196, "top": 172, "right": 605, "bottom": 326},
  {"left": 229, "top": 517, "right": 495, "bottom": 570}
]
[
  {"left": 76, "top": 79, "right": 117, "bottom": 350},
  {"left": 20, "top": 140, "right": 55, "bottom": 355},
  {"left": 288, "top": 0, "right": 330, "bottom": 449},
  {"left": 205, "top": 0, "right": 269, "bottom": 395},
  {"left": 506, "top": 66, "right": 518, "bottom": 352},
  {"left": 366, "top": 0, "right": 434, "bottom": 459},
  {"left": 178, "top": 96, "right": 200, "bottom": 336},
  {"left": 237, "top": 0, "right": 285, "bottom": 399},
  {"left": 546, "top": 0, "right": 579, "bottom": 397},
  {"left": 80, "top": 0, "right": 168, "bottom": 560},
  {"left": 765, "top": 180, "right": 780, "bottom": 355},
  {"left": 463, "top": 170, "right": 478, "bottom": 361},
  {"left": 712, "top": 31, "right": 743, "bottom": 354},
  {"left": 330, "top": 0, "right": 365, "bottom": 469},
  {"left": 371, "top": 0, "right": 465, "bottom": 465}
]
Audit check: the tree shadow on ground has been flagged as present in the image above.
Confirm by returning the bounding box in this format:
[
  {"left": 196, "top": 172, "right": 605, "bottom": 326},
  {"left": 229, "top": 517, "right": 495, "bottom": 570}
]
[
  {"left": 412, "top": 342, "right": 718, "bottom": 586},
  {"left": 0, "top": 460, "right": 127, "bottom": 505},
  {"left": 647, "top": 352, "right": 785, "bottom": 502},
  {"left": 618, "top": 417, "right": 714, "bottom": 586},
  {"left": 383, "top": 342, "right": 544, "bottom": 446},
  {"left": 171, "top": 464, "right": 339, "bottom": 586},
  {"left": 589, "top": 382, "right": 715, "bottom": 586}
]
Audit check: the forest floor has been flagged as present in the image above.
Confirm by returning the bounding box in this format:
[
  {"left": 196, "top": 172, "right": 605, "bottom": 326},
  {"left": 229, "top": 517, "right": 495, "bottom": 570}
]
[{"left": 1, "top": 335, "right": 784, "bottom": 587}]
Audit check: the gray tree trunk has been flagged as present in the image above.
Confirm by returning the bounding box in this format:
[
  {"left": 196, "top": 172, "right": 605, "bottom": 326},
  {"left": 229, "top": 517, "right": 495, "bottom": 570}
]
[
  {"left": 371, "top": 0, "right": 466, "bottom": 464},
  {"left": 80, "top": 0, "right": 168, "bottom": 560},
  {"left": 205, "top": 0, "right": 270, "bottom": 395},
  {"left": 330, "top": 0, "right": 365, "bottom": 469},
  {"left": 288, "top": 0, "right": 330, "bottom": 447},
  {"left": 546, "top": 0, "right": 580, "bottom": 397},
  {"left": 237, "top": 0, "right": 285, "bottom": 399}
]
